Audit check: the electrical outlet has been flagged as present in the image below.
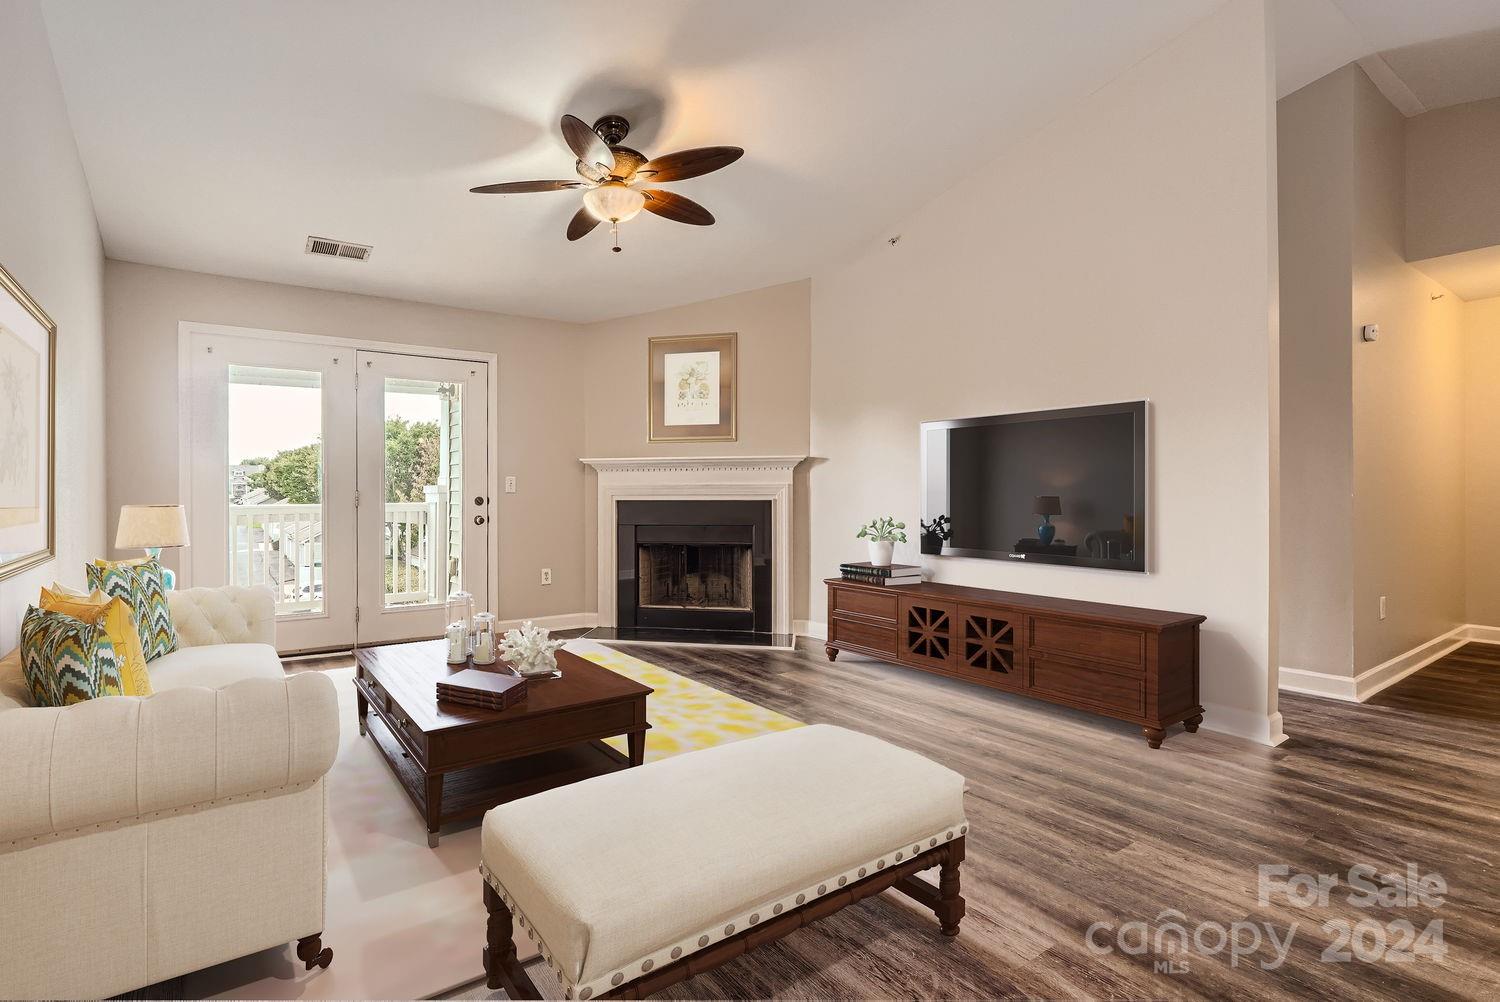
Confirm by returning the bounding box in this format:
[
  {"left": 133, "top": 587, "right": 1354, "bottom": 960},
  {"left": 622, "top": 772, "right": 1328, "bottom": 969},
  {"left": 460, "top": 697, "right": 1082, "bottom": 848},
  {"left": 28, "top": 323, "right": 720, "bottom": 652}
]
[
  {"left": 541, "top": 568, "right": 552, "bottom": 586},
  {"left": 1379, "top": 595, "right": 1387, "bottom": 620},
  {"left": 505, "top": 475, "right": 517, "bottom": 494}
]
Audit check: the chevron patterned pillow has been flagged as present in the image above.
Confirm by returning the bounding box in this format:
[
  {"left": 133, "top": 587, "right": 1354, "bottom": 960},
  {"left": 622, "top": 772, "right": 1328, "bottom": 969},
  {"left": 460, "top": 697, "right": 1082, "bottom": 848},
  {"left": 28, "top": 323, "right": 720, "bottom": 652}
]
[
  {"left": 87, "top": 558, "right": 180, "bottom": 661},
  {"left": 19, "top": 606, "right": 125, "bottom": 707}
]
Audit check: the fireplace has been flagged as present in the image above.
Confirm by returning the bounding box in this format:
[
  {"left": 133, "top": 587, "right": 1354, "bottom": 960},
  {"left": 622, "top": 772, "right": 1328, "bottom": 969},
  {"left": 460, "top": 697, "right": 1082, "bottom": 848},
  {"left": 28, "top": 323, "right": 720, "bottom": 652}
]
[{"left": 617, "top": 500, "right": 772, "bottom": 634}]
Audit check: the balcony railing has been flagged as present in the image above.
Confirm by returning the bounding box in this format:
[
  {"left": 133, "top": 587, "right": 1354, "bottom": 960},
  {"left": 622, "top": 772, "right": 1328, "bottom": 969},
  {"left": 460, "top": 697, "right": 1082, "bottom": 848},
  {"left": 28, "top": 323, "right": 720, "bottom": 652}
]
[{"left": 228, "top": 489, "right": 449, "bottom": 614}]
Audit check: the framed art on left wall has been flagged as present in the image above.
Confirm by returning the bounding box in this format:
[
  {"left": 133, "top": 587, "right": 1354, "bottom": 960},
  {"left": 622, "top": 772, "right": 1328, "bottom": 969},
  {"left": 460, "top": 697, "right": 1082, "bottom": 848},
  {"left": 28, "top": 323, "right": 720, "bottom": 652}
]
[{"left": 0, "top": 262, "right": 56, "bottom": 581}]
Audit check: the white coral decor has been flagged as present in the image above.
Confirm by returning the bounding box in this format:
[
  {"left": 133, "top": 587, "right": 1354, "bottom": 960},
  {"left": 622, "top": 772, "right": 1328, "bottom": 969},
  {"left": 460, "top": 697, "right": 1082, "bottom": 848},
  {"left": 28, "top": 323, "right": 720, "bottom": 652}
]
[{"left": 498, "top": 620, "right": 567, "bottom": 676}]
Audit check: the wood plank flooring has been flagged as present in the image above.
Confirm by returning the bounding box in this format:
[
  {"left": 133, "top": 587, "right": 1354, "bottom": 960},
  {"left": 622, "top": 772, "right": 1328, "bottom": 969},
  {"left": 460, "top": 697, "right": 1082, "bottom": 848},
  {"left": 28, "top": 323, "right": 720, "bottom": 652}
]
[
  {"left": 575, "top": 639, "right": 1500, "bottom": 1001},
  {"left": 303, "top": 638, "right": 1500, "bottom": 1000}
]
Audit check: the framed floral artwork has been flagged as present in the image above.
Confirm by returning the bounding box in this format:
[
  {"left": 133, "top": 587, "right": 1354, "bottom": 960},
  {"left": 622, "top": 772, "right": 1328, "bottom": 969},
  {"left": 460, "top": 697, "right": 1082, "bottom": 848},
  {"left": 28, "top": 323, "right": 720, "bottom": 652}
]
[
  {"left": 648, "top": 332, "right": 737, "bottom": 442},
  {"left": 0, "top": 261, "right": 55, "bottom": 581}
]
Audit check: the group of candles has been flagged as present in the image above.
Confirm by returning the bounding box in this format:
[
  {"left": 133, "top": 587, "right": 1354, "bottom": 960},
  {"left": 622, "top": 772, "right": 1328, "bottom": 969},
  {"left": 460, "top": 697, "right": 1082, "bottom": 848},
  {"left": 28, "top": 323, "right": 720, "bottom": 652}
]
[{"left": 444, "top": 591, "right": 497, "bottom": 665}]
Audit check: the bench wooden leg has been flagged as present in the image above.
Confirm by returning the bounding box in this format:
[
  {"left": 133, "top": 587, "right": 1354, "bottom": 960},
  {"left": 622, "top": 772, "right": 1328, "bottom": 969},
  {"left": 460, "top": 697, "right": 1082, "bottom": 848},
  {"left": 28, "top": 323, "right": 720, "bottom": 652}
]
[
  {"left": 484, "top": 880, "right": 542, "bottom": 1000},
  {"left": 936, "top": 837, "right": 966, "bottom": 936}
]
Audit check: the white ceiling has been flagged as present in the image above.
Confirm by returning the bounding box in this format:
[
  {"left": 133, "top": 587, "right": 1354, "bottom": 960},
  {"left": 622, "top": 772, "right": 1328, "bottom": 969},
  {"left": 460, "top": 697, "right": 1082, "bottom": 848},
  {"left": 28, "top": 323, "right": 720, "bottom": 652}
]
[
  {"left": 39, "top": 0, "right": 1222, "bottom": 324},
  {"left": 1274, "top": 0, "right": 1500, "bottom": 108},
  {"left": 42, "top": 1, "right": 1500, "bottom": 323}
]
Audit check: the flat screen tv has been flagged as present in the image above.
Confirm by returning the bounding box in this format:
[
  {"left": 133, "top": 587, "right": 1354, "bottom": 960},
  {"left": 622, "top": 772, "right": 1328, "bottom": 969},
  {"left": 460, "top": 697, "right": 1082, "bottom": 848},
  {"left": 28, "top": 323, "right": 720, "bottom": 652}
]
[{"left": 919, "top": 401, "right": 1147, "bottom": 572}]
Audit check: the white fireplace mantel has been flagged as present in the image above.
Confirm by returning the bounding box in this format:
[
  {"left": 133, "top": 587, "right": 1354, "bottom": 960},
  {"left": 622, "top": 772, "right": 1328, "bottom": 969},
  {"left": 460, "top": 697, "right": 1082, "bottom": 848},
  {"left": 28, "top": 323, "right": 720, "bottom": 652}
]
[{"left": 582, "top": 456, "right": 807, "bottom": 636}]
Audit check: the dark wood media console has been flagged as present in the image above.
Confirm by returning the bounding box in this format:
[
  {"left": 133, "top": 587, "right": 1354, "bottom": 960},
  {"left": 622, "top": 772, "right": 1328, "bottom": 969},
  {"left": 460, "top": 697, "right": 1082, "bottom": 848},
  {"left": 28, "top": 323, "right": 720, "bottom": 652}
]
[{"left": 823, "top": 578, "right": 1205, "bottom": 747}]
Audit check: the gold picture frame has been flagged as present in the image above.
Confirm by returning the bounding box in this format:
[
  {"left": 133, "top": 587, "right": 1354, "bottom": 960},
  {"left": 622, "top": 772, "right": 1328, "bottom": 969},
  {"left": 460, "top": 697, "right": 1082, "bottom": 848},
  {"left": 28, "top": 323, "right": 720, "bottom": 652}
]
[
  {"left": 648, "top": 332, "right": 737, "bottom": 442},
  {"left": 0, "top": 261, "right": 57, "bottom": 581}
]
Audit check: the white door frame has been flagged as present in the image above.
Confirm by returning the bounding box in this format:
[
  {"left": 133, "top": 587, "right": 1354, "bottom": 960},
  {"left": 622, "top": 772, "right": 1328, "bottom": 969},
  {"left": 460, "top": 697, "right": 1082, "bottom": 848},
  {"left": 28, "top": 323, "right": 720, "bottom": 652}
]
[{"left": 177, "top": 321, "right": 501, "bottom": 636}]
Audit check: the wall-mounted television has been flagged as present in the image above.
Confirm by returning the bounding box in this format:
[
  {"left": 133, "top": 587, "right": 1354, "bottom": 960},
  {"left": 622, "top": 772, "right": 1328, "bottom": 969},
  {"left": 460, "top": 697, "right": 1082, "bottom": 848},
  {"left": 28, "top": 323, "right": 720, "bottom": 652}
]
[{"left": 919, "top": 401, "right": 1147, "bottom": 572}]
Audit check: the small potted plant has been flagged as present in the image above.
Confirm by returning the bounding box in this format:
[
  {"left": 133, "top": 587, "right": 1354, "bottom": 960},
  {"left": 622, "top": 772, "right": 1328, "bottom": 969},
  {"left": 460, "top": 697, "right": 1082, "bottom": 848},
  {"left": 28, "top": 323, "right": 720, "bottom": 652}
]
[{"left": 856, "top": 515, "right": 907, "bottom": 566}]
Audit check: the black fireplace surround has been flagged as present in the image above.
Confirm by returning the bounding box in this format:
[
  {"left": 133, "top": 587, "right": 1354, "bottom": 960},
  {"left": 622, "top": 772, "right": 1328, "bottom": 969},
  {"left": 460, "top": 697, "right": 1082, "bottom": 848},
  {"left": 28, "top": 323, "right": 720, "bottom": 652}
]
[{"left": 616, "top": 500, "right": 773, "bottom": 634}]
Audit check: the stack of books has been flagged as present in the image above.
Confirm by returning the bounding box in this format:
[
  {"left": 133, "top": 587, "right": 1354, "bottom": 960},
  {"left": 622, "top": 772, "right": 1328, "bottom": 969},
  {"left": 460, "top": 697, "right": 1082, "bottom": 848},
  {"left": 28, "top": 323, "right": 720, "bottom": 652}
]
[
  {"left": 839, "top": 561, "right": 922, "bottom": 586},
  {"left": 436, "top": 668, "right": 528, "bottom": 711}
]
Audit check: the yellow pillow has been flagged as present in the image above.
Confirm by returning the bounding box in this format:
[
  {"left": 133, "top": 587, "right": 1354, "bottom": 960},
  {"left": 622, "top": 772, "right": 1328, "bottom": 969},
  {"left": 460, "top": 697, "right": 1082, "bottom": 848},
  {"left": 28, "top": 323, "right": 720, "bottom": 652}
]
[{"left": 39, "top": 587, "right": 153, "bottom": 697}]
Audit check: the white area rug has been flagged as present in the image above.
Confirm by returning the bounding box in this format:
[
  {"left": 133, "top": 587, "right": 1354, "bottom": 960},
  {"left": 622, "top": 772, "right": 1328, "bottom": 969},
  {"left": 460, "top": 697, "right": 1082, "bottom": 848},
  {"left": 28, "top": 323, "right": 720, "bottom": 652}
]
[{"left": 179, "top": 666, "right": 536, "bottom": 1000}]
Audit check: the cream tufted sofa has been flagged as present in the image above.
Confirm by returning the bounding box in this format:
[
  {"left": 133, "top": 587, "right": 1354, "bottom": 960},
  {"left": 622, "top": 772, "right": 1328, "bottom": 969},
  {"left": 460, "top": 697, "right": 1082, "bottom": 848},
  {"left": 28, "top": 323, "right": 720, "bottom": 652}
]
[{"left": 0, "top": 584, "right": 339, "bottom": 999}]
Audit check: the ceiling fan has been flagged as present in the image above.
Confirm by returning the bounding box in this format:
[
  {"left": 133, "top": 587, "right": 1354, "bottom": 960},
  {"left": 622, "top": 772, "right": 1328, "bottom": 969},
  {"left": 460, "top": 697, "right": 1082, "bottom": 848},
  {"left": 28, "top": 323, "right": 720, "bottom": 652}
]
[{"left": 470, "top": 114, "right": 743, "bottom": 252}]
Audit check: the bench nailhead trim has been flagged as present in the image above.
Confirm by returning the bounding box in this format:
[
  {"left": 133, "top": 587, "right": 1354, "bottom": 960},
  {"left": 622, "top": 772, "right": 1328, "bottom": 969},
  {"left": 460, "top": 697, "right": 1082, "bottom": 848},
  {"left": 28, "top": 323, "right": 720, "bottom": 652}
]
[{"left": 484, "top": 821, "right": 969, "bottom": 1001}]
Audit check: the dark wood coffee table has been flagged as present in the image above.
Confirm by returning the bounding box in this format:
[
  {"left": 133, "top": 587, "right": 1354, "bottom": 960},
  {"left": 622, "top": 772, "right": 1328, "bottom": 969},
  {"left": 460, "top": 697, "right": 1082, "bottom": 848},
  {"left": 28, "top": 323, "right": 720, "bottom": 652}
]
[{"left": 354, "top": 640, "right": 650, "bottom": 846}]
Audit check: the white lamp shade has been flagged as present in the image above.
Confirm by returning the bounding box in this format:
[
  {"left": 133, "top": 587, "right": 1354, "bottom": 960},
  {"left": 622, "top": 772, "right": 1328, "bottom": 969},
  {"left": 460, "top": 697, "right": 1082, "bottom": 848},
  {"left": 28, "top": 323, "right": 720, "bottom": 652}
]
[
  {"left": 583, "top": 183, "right": 645, "bottom": 223},
  {"left": 115, "top": 505, "right": 191, "bottom": 549}
]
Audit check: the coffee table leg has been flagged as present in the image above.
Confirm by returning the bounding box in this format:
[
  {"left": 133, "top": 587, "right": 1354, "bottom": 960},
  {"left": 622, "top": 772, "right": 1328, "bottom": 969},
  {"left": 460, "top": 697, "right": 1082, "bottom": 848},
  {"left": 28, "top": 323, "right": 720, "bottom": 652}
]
[
  {"left": 356, "top": 687, "right": 368, "bottom": 737},
  {"left": 627, "top": 728, "right": 646, "bottom": 767},
  {"left": 425, "top": 772, "right": 443, "bottom": 848}
]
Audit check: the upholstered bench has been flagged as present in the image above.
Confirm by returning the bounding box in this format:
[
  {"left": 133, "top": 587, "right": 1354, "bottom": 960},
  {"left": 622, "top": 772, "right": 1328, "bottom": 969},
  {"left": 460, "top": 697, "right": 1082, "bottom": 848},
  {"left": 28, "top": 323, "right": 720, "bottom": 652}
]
[{"left": 479, "top": 724, "right": 968, "bottom": 1000}]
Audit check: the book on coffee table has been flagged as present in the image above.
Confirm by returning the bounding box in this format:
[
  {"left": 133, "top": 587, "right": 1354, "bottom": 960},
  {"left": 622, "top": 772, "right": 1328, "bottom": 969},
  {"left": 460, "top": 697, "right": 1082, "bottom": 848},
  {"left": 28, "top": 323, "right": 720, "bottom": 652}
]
[{"left": 437, "top": 668, "right": 528, "bottom": 710}]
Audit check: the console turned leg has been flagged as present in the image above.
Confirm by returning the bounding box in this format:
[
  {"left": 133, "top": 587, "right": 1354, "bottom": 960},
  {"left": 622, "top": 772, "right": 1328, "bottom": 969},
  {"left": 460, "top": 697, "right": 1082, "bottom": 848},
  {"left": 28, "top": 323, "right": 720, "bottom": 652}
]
[
  {"left": 936, "top": 838, "right": 967, "bottom": 936},
  {"left": 296, "top": 933, "right": 332, "bottom": 971},
  {"left": 825, "top": 644, "right": 839, "bottom": 662},
  {"left": 484, "top": 881, "right": 541, "bottom": 999},
  {"left": 1183, "top": 713, "right": 1203, "bottom": 733},
  {"left": 1143, "top": 726, "right": 1166, "bottom": 749}
]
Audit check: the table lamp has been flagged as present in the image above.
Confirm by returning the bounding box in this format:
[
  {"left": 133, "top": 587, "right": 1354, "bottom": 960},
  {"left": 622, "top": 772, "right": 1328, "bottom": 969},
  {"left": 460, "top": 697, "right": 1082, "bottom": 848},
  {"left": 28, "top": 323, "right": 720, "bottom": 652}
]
[
  {"left": 1034, "top": 495, "right": 1062, "bottom": 546},
  {"left": 115, "top": 504, "right": 190, "bottom": 589}
]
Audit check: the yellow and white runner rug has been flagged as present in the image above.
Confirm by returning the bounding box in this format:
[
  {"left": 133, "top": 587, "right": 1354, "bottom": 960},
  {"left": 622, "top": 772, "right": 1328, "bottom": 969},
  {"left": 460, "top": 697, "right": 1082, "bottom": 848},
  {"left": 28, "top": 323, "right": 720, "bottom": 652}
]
[{"left": 565, "top": 638, "right": 803, "bottom": 763}]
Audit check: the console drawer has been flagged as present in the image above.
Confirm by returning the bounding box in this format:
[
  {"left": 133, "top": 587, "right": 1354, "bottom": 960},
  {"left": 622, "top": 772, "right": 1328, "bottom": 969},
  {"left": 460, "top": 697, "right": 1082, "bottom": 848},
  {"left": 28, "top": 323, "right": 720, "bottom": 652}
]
[
  {"left": 829, "top": 616, "right": 898, "bottom": 656},
  {"left": 1026, "top": 654, "right": 1145, "bottom": 717},
  {"left": 1029, "top": 617, "right": 1145, "bottom": 670},
  {"left": 831, "top": 586, "right": 899, "bottom": 623}
]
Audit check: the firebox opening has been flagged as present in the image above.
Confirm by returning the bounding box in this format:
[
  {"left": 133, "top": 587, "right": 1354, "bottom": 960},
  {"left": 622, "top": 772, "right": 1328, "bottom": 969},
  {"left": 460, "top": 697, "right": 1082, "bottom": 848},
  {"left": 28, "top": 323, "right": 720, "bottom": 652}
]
[{"left": 637, "top": 543, "right": 753, "bottom": 611}]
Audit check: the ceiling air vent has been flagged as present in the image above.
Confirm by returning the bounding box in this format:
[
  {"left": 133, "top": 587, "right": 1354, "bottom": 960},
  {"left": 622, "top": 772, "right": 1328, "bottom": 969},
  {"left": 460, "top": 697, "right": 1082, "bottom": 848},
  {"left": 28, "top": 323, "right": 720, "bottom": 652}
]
[{"left": 305, "top": 236, "right": 373, "bottom": 262}]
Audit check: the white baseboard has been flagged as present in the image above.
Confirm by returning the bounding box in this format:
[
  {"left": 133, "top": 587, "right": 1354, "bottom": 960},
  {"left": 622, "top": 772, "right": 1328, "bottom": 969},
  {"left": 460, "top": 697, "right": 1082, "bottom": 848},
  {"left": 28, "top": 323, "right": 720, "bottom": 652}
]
[
  {"left": 496, "top": 611, "right": 597, "bottom": 632},
  {"left": 1198, "top": 702, "right": 1287, "bottom": 746},
  {"left": 796, "top": 619, "right": 827, "bottom": 640},
  {"left": 1280, "top": 623, "right": 1500, "bottom": 703}
]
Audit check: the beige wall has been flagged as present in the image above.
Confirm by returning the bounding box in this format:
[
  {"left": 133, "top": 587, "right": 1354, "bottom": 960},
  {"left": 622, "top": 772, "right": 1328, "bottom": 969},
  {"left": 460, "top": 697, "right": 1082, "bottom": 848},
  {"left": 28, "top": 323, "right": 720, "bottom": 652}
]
[
  {"left": 1466, "top": 295, "right": 1500, "bottom": 626},
  {"left": 0, "top": 0, "right": 107, "bottom": 651},
  {"left": 102, "top": 261, "right": 587, "bottom": 622},
  {"left": 579, "top": 280, "right": 812, "bottom": 618},
  {"left": 1406, "top": 96, "right": 1500, "bottom": 262},
  {"left": 1349, "top": 70, "right": 1468, "bottom": 674},
  {"left": 809, "top": 0, "right": 1282, "bottom": 742},
  {"left": 1276, "top": 66, "right": 1356, "bottom": 677}
]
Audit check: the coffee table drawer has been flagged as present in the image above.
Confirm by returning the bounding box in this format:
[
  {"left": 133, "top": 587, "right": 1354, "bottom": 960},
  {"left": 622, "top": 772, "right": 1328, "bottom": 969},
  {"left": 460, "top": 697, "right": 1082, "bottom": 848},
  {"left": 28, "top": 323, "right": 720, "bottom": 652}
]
[{"left": 436, "top": 698, "right": 646, "bottom": 769}]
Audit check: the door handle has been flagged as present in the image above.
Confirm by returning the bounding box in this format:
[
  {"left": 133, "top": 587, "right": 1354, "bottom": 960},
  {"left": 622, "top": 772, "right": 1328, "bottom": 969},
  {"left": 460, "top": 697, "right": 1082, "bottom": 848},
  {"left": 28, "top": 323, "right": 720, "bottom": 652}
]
[{"left": 474, "top": 515, "right": 487, "bottom": 525}]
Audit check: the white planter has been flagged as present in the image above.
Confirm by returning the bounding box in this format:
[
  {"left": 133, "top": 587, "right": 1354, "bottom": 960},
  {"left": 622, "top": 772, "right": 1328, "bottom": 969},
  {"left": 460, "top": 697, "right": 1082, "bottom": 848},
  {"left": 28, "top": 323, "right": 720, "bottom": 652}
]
[{"left": 867, "top": 540, "right": 895, "bottom": 566}]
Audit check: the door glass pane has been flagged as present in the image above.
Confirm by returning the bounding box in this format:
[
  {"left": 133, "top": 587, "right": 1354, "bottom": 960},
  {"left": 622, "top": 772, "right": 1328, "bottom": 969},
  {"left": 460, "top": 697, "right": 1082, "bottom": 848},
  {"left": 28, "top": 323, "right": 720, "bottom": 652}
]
[
  {"left": 226, "top": 365, "right": 324, "bottom": 615},
  {"left": 383, "top": 377, "right": 461, "bottom": 607}
]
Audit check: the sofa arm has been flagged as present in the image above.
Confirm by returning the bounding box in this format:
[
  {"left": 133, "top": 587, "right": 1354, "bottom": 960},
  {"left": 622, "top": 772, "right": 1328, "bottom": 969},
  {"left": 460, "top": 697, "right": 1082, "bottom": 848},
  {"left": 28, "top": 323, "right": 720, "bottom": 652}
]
[
  {"left": 168, "top": 585, "right": 277, "bottom": 648},
  {"left": 0, "top": 671, "right": 337, "bottom": 843}
]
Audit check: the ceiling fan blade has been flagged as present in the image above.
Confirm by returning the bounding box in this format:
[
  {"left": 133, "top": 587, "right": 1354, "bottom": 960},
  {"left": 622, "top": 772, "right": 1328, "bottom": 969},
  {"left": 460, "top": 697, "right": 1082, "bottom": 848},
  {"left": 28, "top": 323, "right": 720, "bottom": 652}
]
[
  {"left": 641, "top": 189, "right": 715, "bottom": 226},
  {"left": 469, "top": 180, "right": 584, "bottom": 194},
  {"left": 636, "top": 147, "right": 743, "bottom": 183},
  {"left": 561, "top": 114, "right": 615, "bottom": 174},
  {"left": 567, "top": 206, "right": 601, "bottom": 241}
]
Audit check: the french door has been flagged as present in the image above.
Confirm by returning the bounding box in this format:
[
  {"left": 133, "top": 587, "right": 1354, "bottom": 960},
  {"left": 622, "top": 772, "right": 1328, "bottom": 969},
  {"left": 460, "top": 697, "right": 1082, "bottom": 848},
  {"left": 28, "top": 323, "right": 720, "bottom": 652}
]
[
  {"left": 354, "top": 350, "right": 489, "bottom": 645},
  {"left": 186, "top": 330, "right": 490, "bottom": 654}
]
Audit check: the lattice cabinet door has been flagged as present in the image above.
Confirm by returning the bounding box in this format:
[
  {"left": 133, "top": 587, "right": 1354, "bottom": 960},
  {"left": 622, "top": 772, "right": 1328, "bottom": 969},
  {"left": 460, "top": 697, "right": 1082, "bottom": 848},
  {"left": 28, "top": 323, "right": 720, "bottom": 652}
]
[
  {"left": 899, "top": 597, "right": 958, "bottom": 671},
  {"left": 956, "top": 605, "right": 1024, "bottom": 690}
]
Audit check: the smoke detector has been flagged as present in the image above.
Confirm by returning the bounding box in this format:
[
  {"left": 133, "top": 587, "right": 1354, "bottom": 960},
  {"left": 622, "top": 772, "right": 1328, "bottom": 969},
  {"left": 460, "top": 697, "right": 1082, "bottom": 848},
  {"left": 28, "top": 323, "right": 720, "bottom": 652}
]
[{"left": 305, "top": 236, "right": 373, "bottom": 262}]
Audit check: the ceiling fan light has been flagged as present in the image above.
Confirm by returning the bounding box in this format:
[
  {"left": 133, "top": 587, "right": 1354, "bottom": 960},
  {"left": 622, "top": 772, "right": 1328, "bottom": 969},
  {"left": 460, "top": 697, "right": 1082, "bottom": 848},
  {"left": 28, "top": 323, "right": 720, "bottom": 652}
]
[{"left": 583, "top": 183, "right": 645, "bottom": 223}]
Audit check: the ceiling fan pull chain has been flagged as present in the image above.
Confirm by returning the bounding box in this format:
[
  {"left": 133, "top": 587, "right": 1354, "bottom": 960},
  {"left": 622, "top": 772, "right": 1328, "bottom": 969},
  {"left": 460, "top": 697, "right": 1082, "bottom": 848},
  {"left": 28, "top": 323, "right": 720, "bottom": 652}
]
[{"left": 611, "top": 220, "right": 621, "bottom": 253}]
